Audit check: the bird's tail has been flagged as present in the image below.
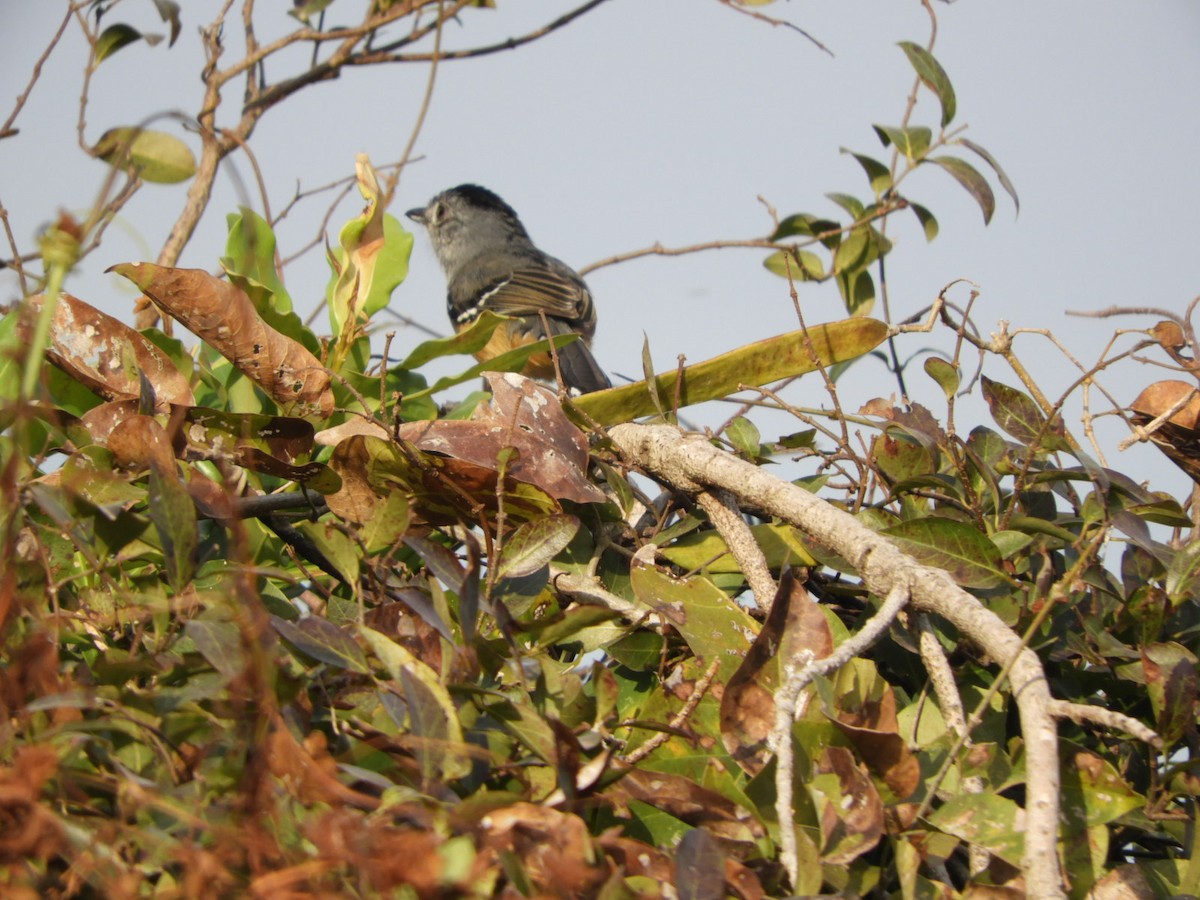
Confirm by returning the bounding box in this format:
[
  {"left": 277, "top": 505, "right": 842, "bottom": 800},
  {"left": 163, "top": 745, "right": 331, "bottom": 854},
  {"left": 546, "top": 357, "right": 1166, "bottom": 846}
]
[{"left": 543, "top": 317, "right": 611, "bottom": 395}]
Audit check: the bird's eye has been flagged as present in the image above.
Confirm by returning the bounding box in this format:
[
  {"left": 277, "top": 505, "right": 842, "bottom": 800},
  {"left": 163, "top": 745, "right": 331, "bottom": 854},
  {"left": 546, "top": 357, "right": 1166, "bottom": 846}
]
[{"left": 430, "top": 200, "right": 447, "bottom": 226}]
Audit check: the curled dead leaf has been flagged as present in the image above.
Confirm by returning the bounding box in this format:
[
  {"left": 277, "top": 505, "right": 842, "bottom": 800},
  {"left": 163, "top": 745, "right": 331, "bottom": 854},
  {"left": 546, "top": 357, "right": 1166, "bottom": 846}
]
[
  {"left": 24, "top": 292, "right": 194, "bottom": 406},
  {"left": 109, "top": 263, "right": 333, "bottom": 415},
  {"left": 1130, "top": 380, "right": 1200, "bottom": 484},
  {"left": 834, "top": 681, "right": 922, "bottom": 800},
  {"left": 721, "top": 571, "right": 833, "bottom": 774}
]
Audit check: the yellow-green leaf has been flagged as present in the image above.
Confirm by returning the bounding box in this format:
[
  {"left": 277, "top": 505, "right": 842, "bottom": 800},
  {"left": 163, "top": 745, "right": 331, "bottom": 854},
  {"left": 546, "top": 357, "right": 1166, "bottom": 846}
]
[
  {"left": 573, "top": 317, "right": 889, "bottom": 426},
  {"left": 93, "top": 127, "right": 196, "bottom": 184}
]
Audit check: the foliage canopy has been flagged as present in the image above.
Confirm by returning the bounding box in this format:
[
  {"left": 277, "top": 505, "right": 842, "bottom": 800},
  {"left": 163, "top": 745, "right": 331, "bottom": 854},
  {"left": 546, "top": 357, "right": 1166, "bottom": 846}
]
[{"left": 1, "top": 2, "right": 1198, "bottom": 899}]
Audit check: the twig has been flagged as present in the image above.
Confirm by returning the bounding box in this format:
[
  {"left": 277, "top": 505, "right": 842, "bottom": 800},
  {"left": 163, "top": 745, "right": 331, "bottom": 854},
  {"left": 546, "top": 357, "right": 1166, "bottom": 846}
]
[
  {"left": 1048, "top": 699, "right": 1162, "bottom": 748},
  {"left": 549, "top": 567, "right": 662, "bottom": 628},
  {"left": 714, "top": 0, "right": 831, "bottom": 55},
  {"left": 380, "top": 0, "right": 445, "bottom": 211},
  {"left": 621, "top": 657, "right": 721, "bottom": 765},
  {"left": 580, "top": 200, "right": 905, "bottom": 278},
  {"left": 0, "top": 3, "right": 75, "bottom": 140},
  {"left": 694, "top": 489, "right": 775, "bottom": 612}
]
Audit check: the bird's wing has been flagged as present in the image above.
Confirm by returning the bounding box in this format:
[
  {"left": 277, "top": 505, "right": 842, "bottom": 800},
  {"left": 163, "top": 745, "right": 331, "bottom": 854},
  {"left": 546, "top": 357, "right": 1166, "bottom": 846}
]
[{"left": 469, "top": 265, "right": 589, "bottom": 322}]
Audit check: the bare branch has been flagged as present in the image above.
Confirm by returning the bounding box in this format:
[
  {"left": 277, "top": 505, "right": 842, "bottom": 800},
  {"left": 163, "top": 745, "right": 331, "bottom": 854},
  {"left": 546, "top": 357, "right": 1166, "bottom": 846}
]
[
  {"left": 0, "top": 3, "right": 75, "bottom": 141},
  {"left": 714, "top": 0, "right": 831, "bottom": 55}
]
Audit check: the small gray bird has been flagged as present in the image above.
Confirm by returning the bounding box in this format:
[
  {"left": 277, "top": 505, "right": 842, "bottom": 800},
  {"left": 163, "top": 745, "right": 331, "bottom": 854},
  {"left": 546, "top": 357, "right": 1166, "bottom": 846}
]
[{"left": 406, "top": 185, "right": 611, "bottom": 394}]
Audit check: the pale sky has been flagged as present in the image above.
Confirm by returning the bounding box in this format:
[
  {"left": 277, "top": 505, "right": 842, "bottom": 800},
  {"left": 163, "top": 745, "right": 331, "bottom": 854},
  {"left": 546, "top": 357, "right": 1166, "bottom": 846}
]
[{"left": 3, "top": 1, "right": 1199, "bottom": 496}]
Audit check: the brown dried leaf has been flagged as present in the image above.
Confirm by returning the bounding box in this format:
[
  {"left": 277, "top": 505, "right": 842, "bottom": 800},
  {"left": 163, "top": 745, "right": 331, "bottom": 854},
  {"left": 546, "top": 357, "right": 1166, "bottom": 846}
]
[
  {"left": 109, "top": 263, "right": 333, "bottom": 415},
  {"left": 24, "top": 292, "right": 194, "bottom": 406},
  {"left": 396, "top": 373, "right": 605, "bottom": 505},
  {"left": 106, "top": 413, "right": 177, "bottom": 471},
  {"left": 1130, "top": 380, "right": 1200, "bottom": 484},
  {"left": 834, "top": 681, "right": 922, "bottom": 800},
  {"left": 307, "top": 808, "right": 447, "bottom": 896},
  {"left": 1131, "top": 380, "right": 1200, "bottom": 429},
  {"left": 363, "top": 599, "right": 444, "bottom": 672},
  {"left": 1150, "top": 320, "right": 1186, "bottom": 352},
  {"left": 1085, "top": 863, "right": 1155, "bottom": 900},
  {"left": 266, "top": 720, "right": 379, "bottom": 810},
  {"left": 324, "top": 433, "right": 381, "bottom": 523},
  {"left": 477, "top": 803, "right": 607, "bottom": 895},
  {"left": 721, "top": 571, "right": 833, "bottom": 774},
  {"left": 815, "top": 745, "right": 884, "bottom": 864},
  {"left": 0, "top": 745, "right": 65, "bottom": 863},
  {"left": 236, "top": 447, "right": 341, "bottom": 494},
  {"left": 675, "top": 827, "right": 726, "bottom": 900},
  {"left": 327, "top": 432, "right": 561, "bottom": 526}
]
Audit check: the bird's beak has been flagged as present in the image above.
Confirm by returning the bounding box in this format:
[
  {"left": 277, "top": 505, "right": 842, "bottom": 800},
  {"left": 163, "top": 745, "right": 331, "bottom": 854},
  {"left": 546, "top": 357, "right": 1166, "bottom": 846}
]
[{"left": 405, "top": 207, "right": 427, "bottom": 225}]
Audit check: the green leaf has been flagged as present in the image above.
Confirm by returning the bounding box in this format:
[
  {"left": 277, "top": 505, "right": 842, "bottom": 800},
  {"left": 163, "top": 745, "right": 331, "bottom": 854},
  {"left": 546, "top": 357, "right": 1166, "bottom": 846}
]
[
  {"left": 95, "top": 24, "right": 154, "bottom": 65},
  {"left": 496, "top": 514, "right": 580, "bottom": 580},
  {"left": 641, "top": 333, "right": 667, "bottom": 418},
  {"left": 872, "top": 124, "right": 932, "bottom": 160},
  {"left": 222, "top": 207, "right": 293, "bottom": 314},
  {"left": 528, "top": 605, "right": 621, "bottom": 649},
  {"left": 841, "top": 149, "right": 893, "bottom": 196},
  {"left": 725, "top": 416, "right": 761, "bottom": 457},
  {"left": 928, "top": 791, "right": 1023, "bottom": 866},
  {"left": 573, "top": 317, "right": 889, "bottom": 427},
  {"left": 881, "top": 517, "right": 1008, "bottom": 588},
  {"left": 825, "top": 193, "right": 865, "bottom": 219},
  {"left": 770, "top": 212, "right": 839, "bottom": 241},
  {"left": 359, "top": 625, "right": 470, "bottom": 777},
  {"left": 835, "top": 268, "right": 876, "bottom": 317},
  {"left": 151, "top": 0, "right": 182, "bottom": 46},
  {"left": 980, "top": 376, "right": 1070, "bottom": 450},
  {"left": 659, "top": 521, "right": 816, "bottom": 573},
  {"left": 398, "top": 309, "right": 506, "bottom": 370},
  {"left": 832, "top": 227, "right": 870, "bottom": 275},
  {"left": 926, "top": 156, "right": 995, "bottom": 225},
  {"left": 147, "top": 466, "right": 196, "bottom": 592},
  {"left": 404, "top": 330, "right": 581, "bottom": 401},
  {"left": 923, "top": 357, "right": 960, "bottom": 399},
  {"left": 289, "top": 0, "right": 335, "bottom": 24},
  {"left": 93, "top": 127, "right": 196, "bottom": 184},
  {"left": 272, "top": 616, "right": 370, "bottom": 672},
  {"left": 898, "top": 41, "right": 957, "bottom": 127},
  {"left": 1059, "top": 744, "right": 1145, "bottom": 833},
  {"left": 910, "top": 202, "right": 939, "bottom": 241},
  {"left": 630, "top": 562, "right": 758, "bottom": 681},
  {"left": 960, "top": 138, "right": 1020, "bottom": 215},
  {"left": 362, "top": 491, "right": 412, "bottom": 554},
  {"left": 763, "top": 248, "right": 825, "bottom": 281},
  {"left": 1166, "top": 540, "right": 1200, "bottom": 605},
  {"left": 184, "top": 619, "right": 243, "bottom": 679}
]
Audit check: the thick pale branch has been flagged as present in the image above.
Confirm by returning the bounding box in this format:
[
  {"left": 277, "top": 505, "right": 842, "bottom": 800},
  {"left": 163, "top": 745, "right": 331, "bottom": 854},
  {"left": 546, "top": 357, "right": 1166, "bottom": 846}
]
[{"left": 608, "top": 423, "right": 1066, "bottom": 898}]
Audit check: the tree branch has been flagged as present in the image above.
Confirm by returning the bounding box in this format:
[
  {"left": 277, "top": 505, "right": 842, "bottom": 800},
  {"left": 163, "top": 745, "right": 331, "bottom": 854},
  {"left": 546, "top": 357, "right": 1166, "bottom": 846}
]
[{"left": 608, "top": 422, "right": 1067, "bottom": 898}]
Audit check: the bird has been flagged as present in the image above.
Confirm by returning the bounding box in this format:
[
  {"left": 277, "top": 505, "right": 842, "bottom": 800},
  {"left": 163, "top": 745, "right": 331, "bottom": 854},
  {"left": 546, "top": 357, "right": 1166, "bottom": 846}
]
[{"left": 406, "top": 184, "right": 611, "bottom": 395}]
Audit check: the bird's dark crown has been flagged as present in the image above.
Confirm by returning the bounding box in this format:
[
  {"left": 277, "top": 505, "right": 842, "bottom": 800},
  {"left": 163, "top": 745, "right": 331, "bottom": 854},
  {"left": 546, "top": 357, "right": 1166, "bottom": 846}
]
[{"left": 445, "top": 184, "right": 521, "bottom": 221}]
